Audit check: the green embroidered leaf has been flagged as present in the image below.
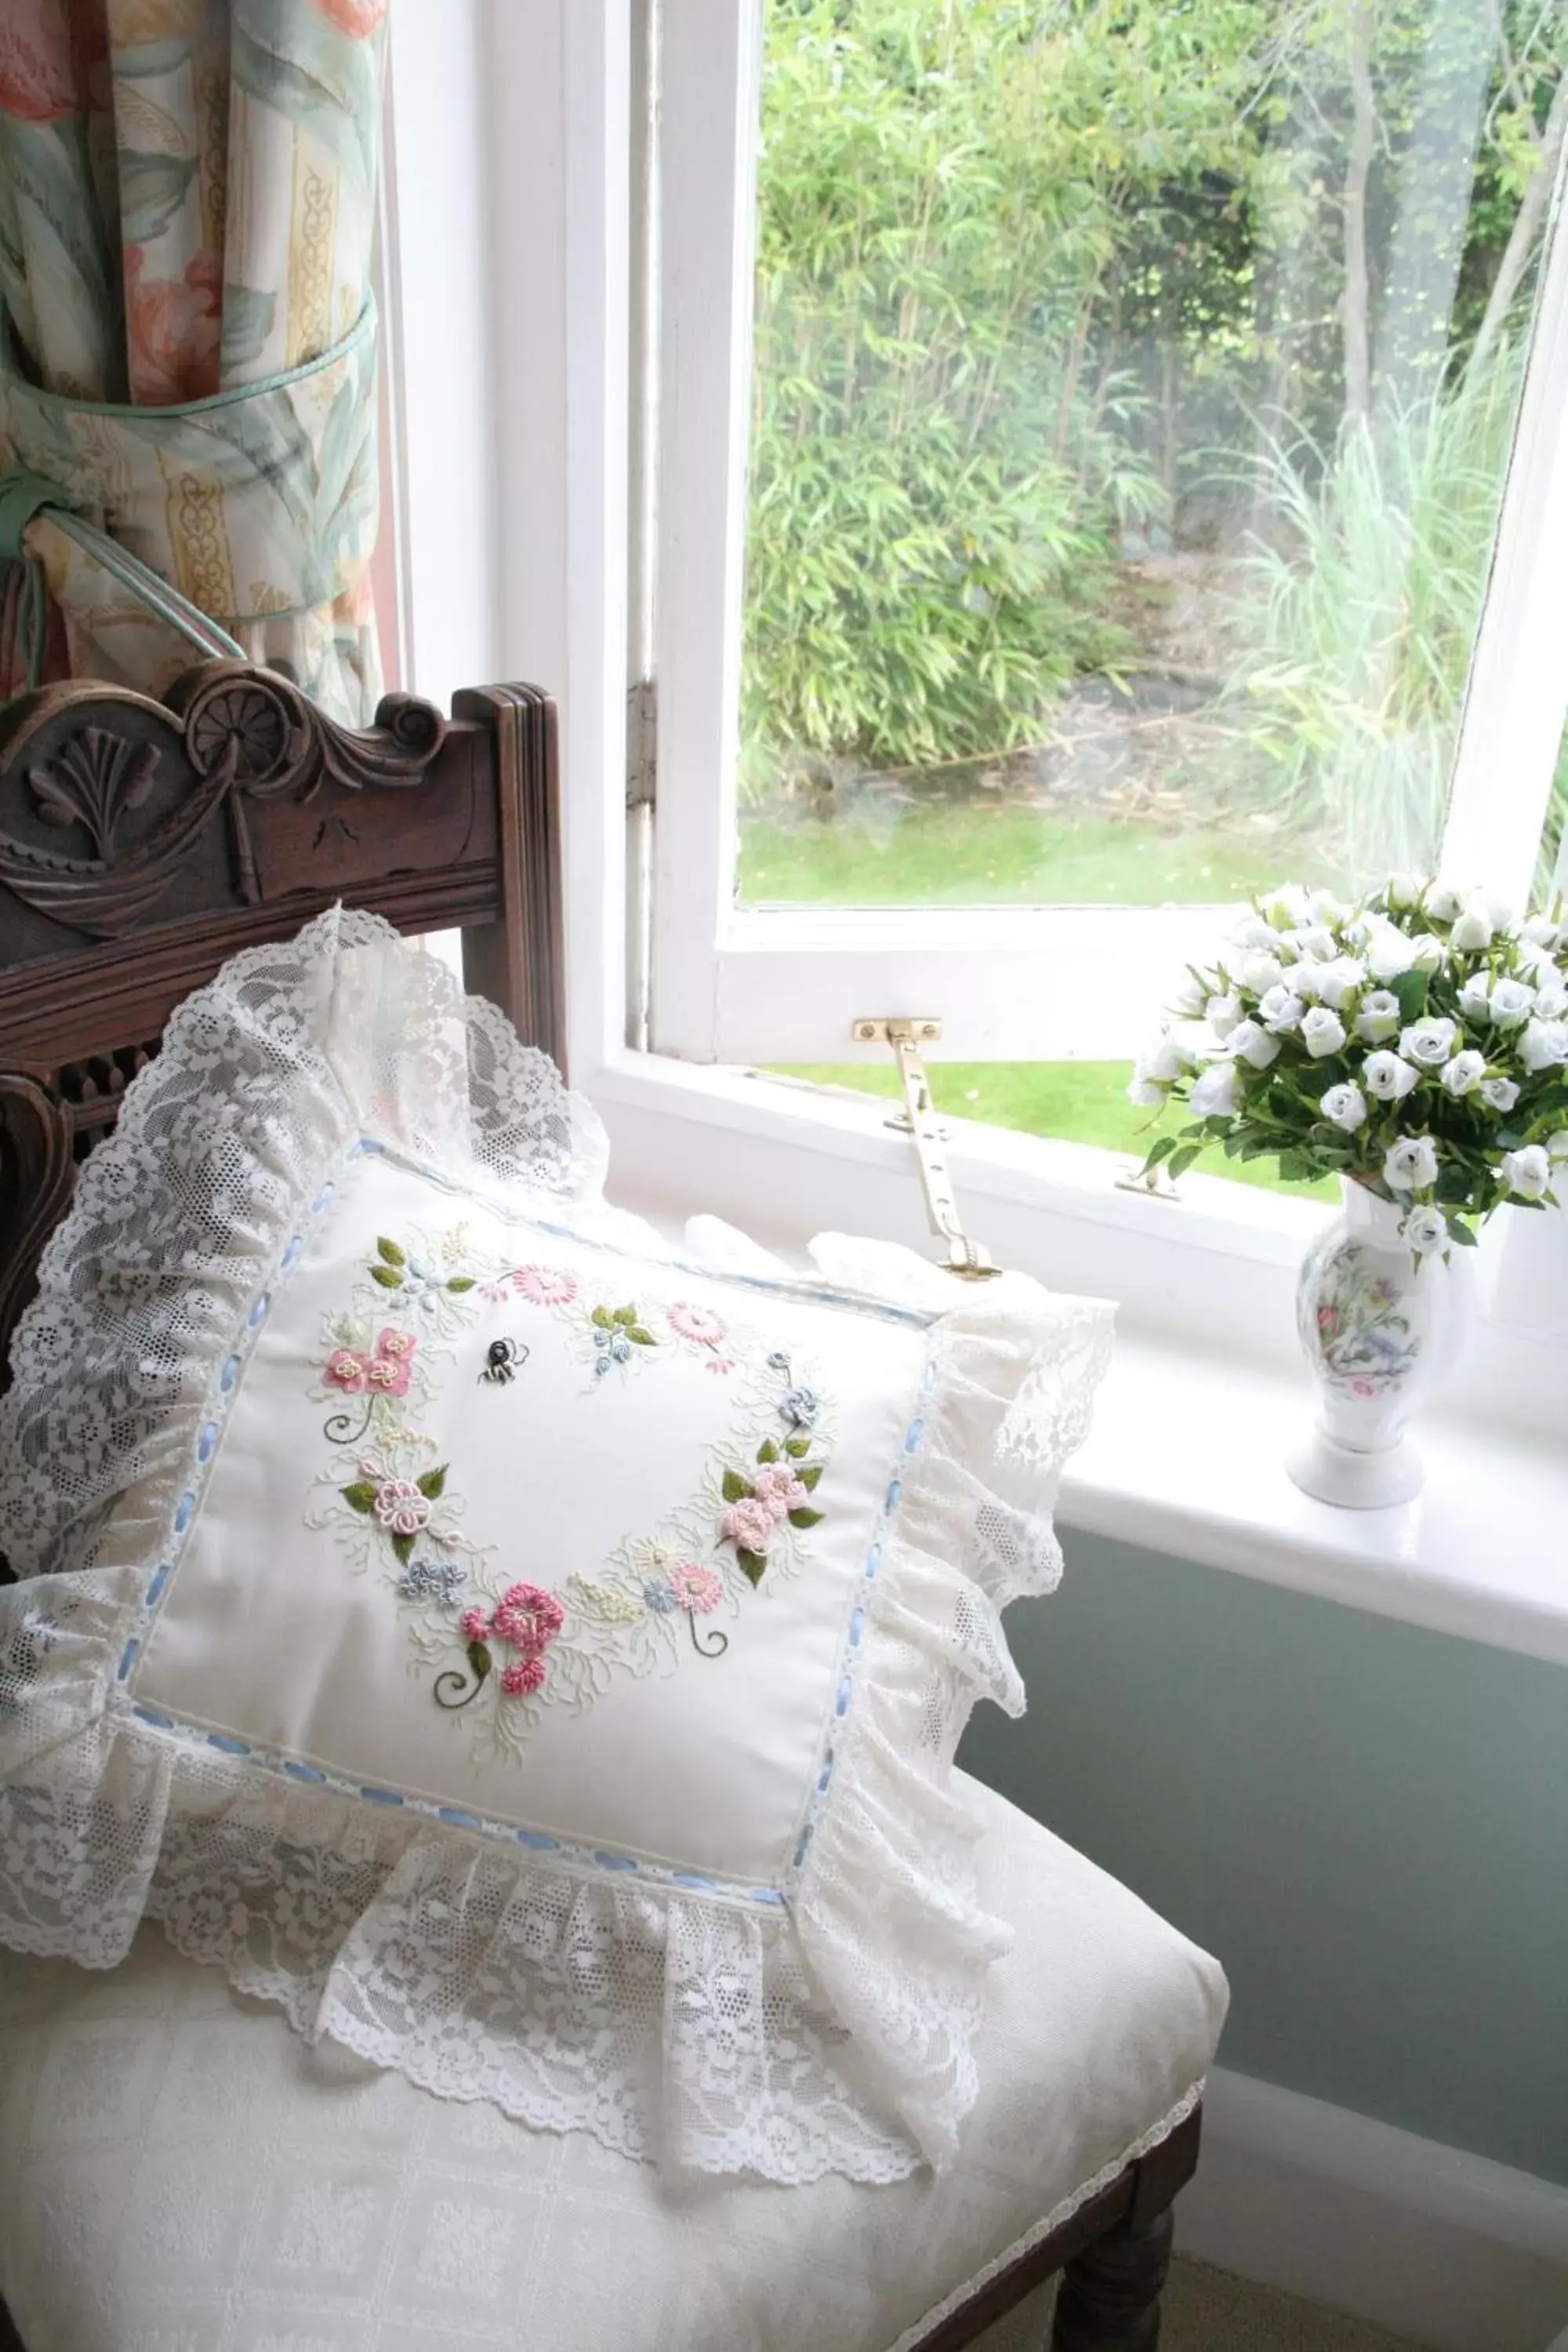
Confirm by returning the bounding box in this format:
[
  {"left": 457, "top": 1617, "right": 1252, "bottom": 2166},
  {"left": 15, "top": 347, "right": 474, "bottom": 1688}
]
[
  {"left": 784, "top": 1436, "right": 811, "bottom": 1458},
  {"left": 721, "top": 1469, "right": 750, "bottom": 1504},
  {"left": 376, "top": 1237, "right": 406, "bottom": 1267},
  {"left": 417, "top": 1466, "right": 448, "bottom": 1500},
  {"left": 590, "top": 1306, "right": 613, "bottom": 1330},
  {"left": 341, "top": 1480, "right": 378, "bottom": 1515},
  {"left": 736, "top": 1548, "right": 768, "bottom": 1586},
  {"left": 756, "top": 1439, "right": 779, "bottom": 1465},
  {"left": 467, "top": 1639, "right": 492, "bottom": 1682},
  {"left": 446, "top": 1278, "right": 476, "bottom": 1294},
  {"left": 797, "top": 1464, "right": 822, "bottom": 1491},
  {"left": 391, "top": 1530, "right": 416, "bottom": 1566},
  {"left": 787, "top": 1507, "right": 823, "bottom": 1530},
  {"left": 613, "top": 1305, "right": 638, "bottom": 1326},
  {"left": 370, "top": 1265, "right": 404, "bottom": 1290},
  {"left": 627, "top": 1327, "right": 657, "bottom": 1346}
]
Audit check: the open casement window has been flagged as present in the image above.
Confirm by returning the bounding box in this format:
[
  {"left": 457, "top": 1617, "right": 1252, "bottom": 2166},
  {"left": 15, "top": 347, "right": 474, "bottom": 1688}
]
[{"left": 646, "top": 0, "right": 1568, "bottom": 1075}]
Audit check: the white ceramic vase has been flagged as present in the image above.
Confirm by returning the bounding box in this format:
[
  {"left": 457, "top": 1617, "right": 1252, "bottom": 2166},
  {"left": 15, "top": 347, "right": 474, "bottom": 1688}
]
[{"left": 1288, "top": 1178, "right": 1475, "bottom": 1509}]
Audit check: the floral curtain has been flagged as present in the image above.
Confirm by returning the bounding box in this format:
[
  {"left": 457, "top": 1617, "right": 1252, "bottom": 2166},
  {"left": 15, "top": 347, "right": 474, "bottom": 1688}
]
[{"left": 0, "top": 0, "right": 387, "bottom": 724}]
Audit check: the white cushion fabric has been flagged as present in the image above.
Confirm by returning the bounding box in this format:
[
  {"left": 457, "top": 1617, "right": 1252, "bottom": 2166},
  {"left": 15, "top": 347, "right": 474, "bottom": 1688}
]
[
  {"left": 0, "top": 910, "right": 1116, "bottom": 2187},
  {"left": 0, "top": 1776, "right": 1227, "bottom": 2352}
]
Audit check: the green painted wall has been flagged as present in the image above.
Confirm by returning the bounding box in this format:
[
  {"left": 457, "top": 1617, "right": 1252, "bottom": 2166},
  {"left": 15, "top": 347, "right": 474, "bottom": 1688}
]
[{"left": 958, "top": 1531, "right": 1568, "bottom": 2184}]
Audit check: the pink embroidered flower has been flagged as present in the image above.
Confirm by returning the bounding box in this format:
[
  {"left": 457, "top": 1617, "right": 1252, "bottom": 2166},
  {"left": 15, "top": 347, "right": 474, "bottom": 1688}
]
[
  {"left": 325, "top": 1348, "right": 368, "bottom": 1392},
  {"left": 501, "top": 1654, "right": 548, "bottom": 1698},
  {"left": 750, "top": 1463, "right": 809, "bottom": 1522},
  {"left": 668, "top": 1301, "right": 728, "bottom": 1348},
  {"left": 372, "top": 1479, "right": 430, "bottom": 1537},
  {"left": 492, "top": 1582, "right": 566, "bottom": 1653},
  {"left": 1349, "top": 1377, "right": 1377, "bottom": 1399},
  {"left": 510, "top": 1265, "right": 578, "bottom": 1307},
  {"left": 671, "top": 1562, "right": 724, "bottom": 1614},
  {"left": 721, "top": 1497, "right": 775, "bottom": 1555},
  {"left": 460, "top": 1606, "right": 492, "bottom": 1642},
  {"left": 377, "top": 1329, "right": 416, "bottom": 1359},
  {"left": 365, "top": 1330, "right": 415, "bottom": 1396}
]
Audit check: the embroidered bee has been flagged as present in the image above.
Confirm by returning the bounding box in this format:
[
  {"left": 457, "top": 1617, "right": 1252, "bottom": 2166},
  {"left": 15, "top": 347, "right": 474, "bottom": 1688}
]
[{"left": 481, "top": 1337, "right": 529, "bottom": 1385}]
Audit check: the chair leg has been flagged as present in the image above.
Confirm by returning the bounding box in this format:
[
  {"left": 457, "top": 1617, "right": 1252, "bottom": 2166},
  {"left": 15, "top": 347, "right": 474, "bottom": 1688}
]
[{"left": 1048, "top": 2205, "right": 1174, "bottom": 2352}]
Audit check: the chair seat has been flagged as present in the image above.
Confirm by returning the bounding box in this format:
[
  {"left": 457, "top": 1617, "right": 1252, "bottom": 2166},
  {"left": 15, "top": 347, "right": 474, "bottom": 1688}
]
[{"left": 0, "top": 1774, "right": 1226, "bottom": 2352}]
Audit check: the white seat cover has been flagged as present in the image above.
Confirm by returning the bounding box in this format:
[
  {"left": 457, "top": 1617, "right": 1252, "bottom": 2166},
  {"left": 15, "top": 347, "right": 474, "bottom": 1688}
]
[{"left": 0, "top": 1777, "right": 1226, "bottom": 2352}]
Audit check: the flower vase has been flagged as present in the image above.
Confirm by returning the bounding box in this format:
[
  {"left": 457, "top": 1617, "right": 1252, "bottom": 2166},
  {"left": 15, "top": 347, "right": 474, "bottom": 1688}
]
[{"left": 1287, "top": 1179, "right": 1475, "bottom": 1509}]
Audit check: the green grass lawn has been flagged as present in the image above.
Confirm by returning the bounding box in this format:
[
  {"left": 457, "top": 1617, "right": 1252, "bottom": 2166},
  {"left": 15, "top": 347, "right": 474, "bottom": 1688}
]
[
  {"left": 739, "top": 800, "right": 1286, "bottom": 906},
  {"left": 771, "top": 1059, "right": 1336, "bottom": 1200}
]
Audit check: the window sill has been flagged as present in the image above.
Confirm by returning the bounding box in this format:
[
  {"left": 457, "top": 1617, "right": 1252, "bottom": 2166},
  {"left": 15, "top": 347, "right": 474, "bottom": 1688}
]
[{"left": 1063, "top": 1333, "right": 1568, "bottom": 1668}]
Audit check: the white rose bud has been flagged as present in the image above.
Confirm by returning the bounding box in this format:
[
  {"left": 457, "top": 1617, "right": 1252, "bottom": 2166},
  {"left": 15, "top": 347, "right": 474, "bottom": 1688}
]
[
  {"left": 1363, "top": 1051, "right": 1421, "bottom": 1102},
  {"left": 1439, "top": 1051, "right": 1486, "bottom": 1098},
  {"left": 1501, "top": 1144, "right": 1553, "bottom": 1200},
  {"left": 1231, "top": 915, "right": 1280, "bottom": 953},
  {"left": 1399, "top": 1015, "right": 1457, "bottom": 1068},
  {"left": 1479, "top": 1075, "right": 1520, "bottom": 1112},
  {"left": 1259, "top": 885, "right": 1312, "bottom": 929},
  {"left": 1367, "top": 926, "right": 1418, "bottom": 981},
  {"left": 1301, "top": 1007, "right": 1348, "bottom": 1058},
  {"left": 1457, "top": 973, "right": 1494, "bottom": 1022},
  {"left": 1519, "top": 1017, "right": 1568, "bottom": 1073},
  {"left": 1450, "top": 901, "right": 1494, "bottom": 953},
  {"left": 1206, "top": 993, "right": 1243, "bottom": 1039},
  {"left": 1490, "top": 977, "right": 1536, "bottom": 1025},
  {"left": 1236, "top": 951, "right": 1287, "bottom": 996},
  {"left": 1258, "top": 984, "right": 1307, "bottom": 1033},
  {"left": 1401, "top": 1205, "right": 1449, "bottom": 1254},
  {"left": 1169, "top": 972, "right": 1208, "bottom": 1017},
  {"left": 1531, "top": 973, "right": 1568, "bottom": 1019},
  {"left": 1386, "top": 873, "right": 1425, "bottom": 910},
  {"left": 1141, "top": 1034, "right": 1189, "bottom": 1083},
  {"left": 1409, "top": 933, "right": 1447, "bottom": 975},
  {"left": 1313, "top": 956, "right": 1367, "bottom": 1008},
  {"left": 1290, "top": 924, "right": 1338, "bottom": 963},
  {"left": 1523, "top": 913, "right": 1561, "bottom": 947},
  {"left": 1127, "top": 1073, "right": 1167, "bottom": 1106},
  {"left": 1423, "top": 882, "right": 1465, "bottom": 922},
  {"left": 1383, "top": 1135, "right": 1439, "bottom": 1192},
  {"left": 1319, "top": 1082, "right": 1368, "bottom": 1132},
  {"left": 1190, "top": 1061, "right": 1241, "bottom": 1119},
  {"left": 1356, "top": 989, "right": 1403, "bottom": 1043},
  {"left": 1229, "top": 1018, "right": 1281, "bottom": 1069}
]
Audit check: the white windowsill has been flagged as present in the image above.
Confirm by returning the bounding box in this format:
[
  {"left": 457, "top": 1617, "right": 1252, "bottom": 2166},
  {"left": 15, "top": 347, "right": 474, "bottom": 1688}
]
[{"left": 1063, "top": 1334, "right": 1568, "bottom": 1668}]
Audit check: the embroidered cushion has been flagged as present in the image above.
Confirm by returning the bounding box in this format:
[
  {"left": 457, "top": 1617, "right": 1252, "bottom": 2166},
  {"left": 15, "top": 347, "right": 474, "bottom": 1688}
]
[{"left": 0, "top": 909, "right": 1112, "bottom": 2187}]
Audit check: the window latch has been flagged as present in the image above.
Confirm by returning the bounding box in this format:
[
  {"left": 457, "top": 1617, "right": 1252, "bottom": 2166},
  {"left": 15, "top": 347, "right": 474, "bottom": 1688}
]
[{"left": 851, "top": 1019, "right": 1000, "bottom": 1282}]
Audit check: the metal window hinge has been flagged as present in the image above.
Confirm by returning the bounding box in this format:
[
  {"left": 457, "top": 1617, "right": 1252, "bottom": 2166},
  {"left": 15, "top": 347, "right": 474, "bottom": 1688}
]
[
  {"left": 626, "top": 676, "right": 657, "bottom": 810},
  {"left": 851, "top": 1018, "right": 1000, "bottom": 1281}
]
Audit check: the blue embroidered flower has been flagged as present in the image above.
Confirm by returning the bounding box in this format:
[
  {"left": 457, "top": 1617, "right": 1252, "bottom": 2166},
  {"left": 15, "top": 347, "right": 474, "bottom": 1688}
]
[
  {"left": 595, "top": 1333, "right": 635, "bottom": 1377},
  {"left": 780, "top": 1386, "right": 820, "bottom": 1428},
  {"left": 398, "top": 1559, "right": 469, "bottom": 1606},
  {"left": 767, "top": 1352, "right": 791, "bottom": 1373},
  {"left": 641, "top": 1581, "right": 677, "bottom": 1614}
]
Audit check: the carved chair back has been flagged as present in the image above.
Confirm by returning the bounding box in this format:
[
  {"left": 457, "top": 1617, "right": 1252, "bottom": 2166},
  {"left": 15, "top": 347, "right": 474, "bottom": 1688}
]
[{"left": 0, "top": 662, "right": 563, "bottom": 1385}]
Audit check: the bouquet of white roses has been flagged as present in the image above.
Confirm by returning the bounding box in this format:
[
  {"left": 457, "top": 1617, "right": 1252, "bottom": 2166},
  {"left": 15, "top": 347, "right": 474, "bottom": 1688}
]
[{"left": 1131, "top": 878, "right": 1568, "bottom": 1254}]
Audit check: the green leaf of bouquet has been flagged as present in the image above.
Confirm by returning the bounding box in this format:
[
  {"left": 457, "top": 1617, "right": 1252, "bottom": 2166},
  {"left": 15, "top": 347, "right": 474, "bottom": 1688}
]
[
  {"left": 797, "top": 1464, "right": 822, "bottom": 1491},
  {"left": 757, "top": 1439, "right": 780, "bottom": 1465},
  {"left": 370, "top": 1265, "right": 404, "bottom": 1290},
  {"left": 467, "top": 1639, "right": 492, "bottom": 1680},
  {"left": 736, "top": 1548, "right": 767, "bottom": 1586},
  {"left": 721, "top": 1469, "right": 750, "bottom": 1504},
  {"left": 1393, "top": 971, "right": 1428, "bottom": 1021},
  {"left": 787, "top": 1506, "right": 824, "bottom": 1530},
  {"left": 1142, "top": 1134, "right": 1178, "bottom": 1169},
  {"left": 377, "top": 1237, "right": 405, "bottom": 1266},
  {"left": 1167, "top": 1143, "right": 1202, "bottom": 1179},
  {"left": 391, "top": 1530, "right": 416, "bottom": 1566},
  {"left": 341, "top": 1481, "right": 377, "bottom": 1514},
  {"left": 1446, "top": 1220, "right": 1479, "bottom": 1247},
  {"left": 784, "top": 1436, "right": 810, "bottom": 1457},
  {"left": 627, "top": 1327, "right": 657, "bottom": 1346},
  {"left": 417, "top": 1466, "right": 448, "bottom": 1500},
  {"left": 446, "top": 1277, "right": 476, "bottom": 1294}
]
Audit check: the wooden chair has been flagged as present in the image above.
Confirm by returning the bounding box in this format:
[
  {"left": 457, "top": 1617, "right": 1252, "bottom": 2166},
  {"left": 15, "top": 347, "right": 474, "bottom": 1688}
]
[{"left": 0, "top": 662, "right": 1218, "bottom": 2352}]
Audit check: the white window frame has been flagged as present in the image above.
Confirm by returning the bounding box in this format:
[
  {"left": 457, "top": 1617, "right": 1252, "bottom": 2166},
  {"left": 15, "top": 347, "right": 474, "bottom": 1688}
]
[
  {"left": 383, "top": 0, "right": 1568, "bottom": 1439},
  {"left": 651, "top": 0, "right": 1568, "bottom": 1068}
]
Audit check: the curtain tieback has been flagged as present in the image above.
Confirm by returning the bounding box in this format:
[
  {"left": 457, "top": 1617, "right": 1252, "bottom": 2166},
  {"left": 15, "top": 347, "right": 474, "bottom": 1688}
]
[{"left": 0, "top": 467, "right": 245, "bottom": 695}]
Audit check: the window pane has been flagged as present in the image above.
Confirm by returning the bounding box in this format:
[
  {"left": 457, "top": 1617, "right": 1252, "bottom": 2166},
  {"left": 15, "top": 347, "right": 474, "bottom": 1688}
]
[{"left": 739, "top": 0, "right": 1565, "bottom": 910}]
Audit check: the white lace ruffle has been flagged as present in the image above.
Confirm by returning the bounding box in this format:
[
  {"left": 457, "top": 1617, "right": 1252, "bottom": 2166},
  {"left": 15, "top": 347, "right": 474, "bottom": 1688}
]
[
  {"left": 0, "top": 916, "right": 1115, "bottom": 2183},
  {"left": 0, "top": 906, "right": 609, "bottom": 1582}
]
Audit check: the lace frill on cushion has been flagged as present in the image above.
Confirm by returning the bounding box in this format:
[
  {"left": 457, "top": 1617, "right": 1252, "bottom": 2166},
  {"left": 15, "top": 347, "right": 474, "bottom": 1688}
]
[
  {"left": 0, "top": 906, "right": 609, "bottom": 1583},
  {"left": 0, "top": 916, "right": 1114, "bottom": 2183}
]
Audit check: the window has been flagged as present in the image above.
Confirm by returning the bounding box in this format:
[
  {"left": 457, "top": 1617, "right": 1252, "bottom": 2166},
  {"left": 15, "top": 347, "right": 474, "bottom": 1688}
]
[{"left": 648, "top": 0, "right": 1568, "bottom": 1082}]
